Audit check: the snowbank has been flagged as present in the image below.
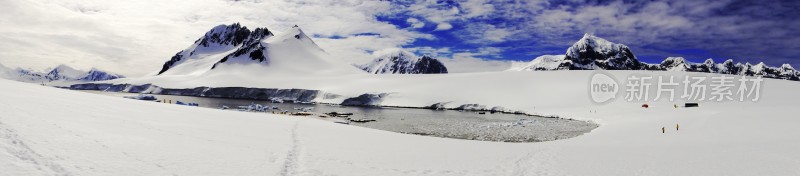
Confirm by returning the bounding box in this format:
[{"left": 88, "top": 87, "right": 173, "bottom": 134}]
[{"left": 3, "top": 70, "right": 800, "bottom": 175}]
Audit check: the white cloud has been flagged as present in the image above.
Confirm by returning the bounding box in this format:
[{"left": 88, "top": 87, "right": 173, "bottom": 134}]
[
  {"left": 459, "top": 0, "right": 495, "bottom": 18},
  {"left": 440, "top": 53, "right": 521, "bottom": 73},
  {"left": 456, "top": 24, "right": 513, "bottom": 44},
  {"left": 483, "top": 28, "right": 512, "bottom": 43},
  {"left": 0, "top": 0, "right": 429, "bottom": 76},
  {"left": 434, "top": 47, "right": 520, "bottom": 73},
  {"left": 316, "top": 34, "right": 430, "bottom": 65},
  {"left": 434, "top": 23, "right": 453, "bottom": 31},
  {"left": 409, "top": 47, "right": 451, "bottom": 58},
  {"left": 406, "top": 18, "right": 425, "bottom": 28}
]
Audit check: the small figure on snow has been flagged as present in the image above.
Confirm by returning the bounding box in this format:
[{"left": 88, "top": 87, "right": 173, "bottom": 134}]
[
  {"left": 662, "top": 127, "right": 665, "bottom": 133},
  {"left": 676, "top": 124, "right": 680, "bottom": 131}
]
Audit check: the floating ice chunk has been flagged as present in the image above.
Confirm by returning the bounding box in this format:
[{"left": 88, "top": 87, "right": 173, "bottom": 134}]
[
  {"left": 238, "top": 103, "right": 269, "bottom": 112},
  {"left": 175, "top": 101, "right": 199, "bottom": 106}
]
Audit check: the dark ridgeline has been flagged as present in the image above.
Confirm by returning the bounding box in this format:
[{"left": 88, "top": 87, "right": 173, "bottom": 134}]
[{"left": 520, "top": 33, "right": 800, "bottom": 81}]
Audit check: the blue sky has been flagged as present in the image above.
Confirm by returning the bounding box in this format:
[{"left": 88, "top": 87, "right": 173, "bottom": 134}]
[
  {"left": 1, "top": 0, "right": 798, "bottom": 75},
  {"left": 371, "top": 0, "right": 800, "bottom": 65}
]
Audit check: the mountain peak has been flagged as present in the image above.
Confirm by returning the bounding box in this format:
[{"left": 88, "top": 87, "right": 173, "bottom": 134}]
[
  {"left": 663, "top": 57, "right": 687, "bottom": 63},
  {"left": 703, "top": 58, "right": 715, "bottom": 65},
  {"left": 574, "top": 33, "right": 617, "bottom": 49},
  {"left": 781, "top": 63, "right": 795, "bottom": 70},
  {"left": 197, "top": 23, "right": 255, "bottom": 47},
  {"left": 46, "top": 64, "right": 84, "bottom": 80},
  {"left": 580, "top": 33, "right": 595, "bottom": 40},
  {"left": 563, "top": 34, "right": 640, "bottom": 70},
  {"left": 660, "top": 57, "right": 691, "bottom": 71}
]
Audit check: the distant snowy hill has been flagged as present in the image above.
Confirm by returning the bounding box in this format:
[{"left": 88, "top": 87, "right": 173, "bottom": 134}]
[
  {"left": 516, "top": 34, "right": 800, "bottom": 81},
  {"left": 512, "top": 55, "right": 567, "bottom": 71},
  {"left": 80, "top": 68, "right": 126, "bottom": 82},
  {"left": 155, "top": 23, "right": 362, "bottom": 77},
  {"left": 356, "top": 49, "right": 448, "bottom": 74},
  {"left": 0, "top": 63, "right": 124, "bottom": 84}
]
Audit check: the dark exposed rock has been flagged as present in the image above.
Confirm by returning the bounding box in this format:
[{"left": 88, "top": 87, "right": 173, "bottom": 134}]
[
  {"left": 453, "top": 104, "right": 488, "bottom": 111},
  {"left": 414, "top": 56, "right": 448, "bottom": 74},
  {"left": 341, "top": 93, "right": 390, "bottom": 106}
]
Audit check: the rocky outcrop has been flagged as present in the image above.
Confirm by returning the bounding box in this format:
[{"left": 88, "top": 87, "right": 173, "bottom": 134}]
[{"left": 340, "top": 93, "right": 390, "bottom": 106}]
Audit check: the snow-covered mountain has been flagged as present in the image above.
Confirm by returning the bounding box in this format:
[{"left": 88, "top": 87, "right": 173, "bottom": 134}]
[
  {"left": 0, "top": 63, "right": 124, "bottom": 84},
  {"left": 515, "top": 34, "right": 800, "bottom": 81},
  {"left": 157, "top": 23, "right": 273, "bottom": 75},
  {"left": 562, "top": 33, "right": 642, "bottom": 70},
  {"left": 356, "top": 49, "right": 448, "bottom": 74},
  {"left": 514, "top": 34, "right": 643, "bottom": 71},
  {"left": 155, "top": 23, "right": 362, "bottom": 77}
]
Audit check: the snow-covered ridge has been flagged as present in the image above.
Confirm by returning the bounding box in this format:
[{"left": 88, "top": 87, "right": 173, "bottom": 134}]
[
  {"left": 356, "top": 48, "right": 448, "bottom": 74},
  {"left": 653, "top": 57, "right": 799, "bottom": 80},
  {"left": 0, "top": 63, "right": 124, "bottom": 84},
  {"left": 517, "top": 34, "right": 800, "bottom": 81}
]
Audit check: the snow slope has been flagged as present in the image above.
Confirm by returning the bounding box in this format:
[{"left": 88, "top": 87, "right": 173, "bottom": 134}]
[
  {"left": 512, "top": 55, "right": 566, "bottom": 71},
  {"left": 4, "top": 70, "right": 800, "bottom": 175}
]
